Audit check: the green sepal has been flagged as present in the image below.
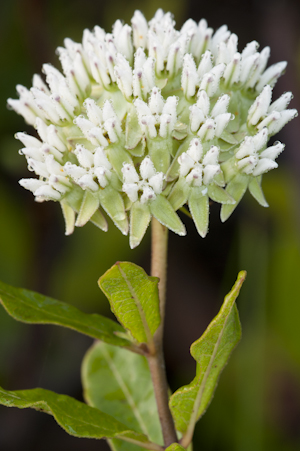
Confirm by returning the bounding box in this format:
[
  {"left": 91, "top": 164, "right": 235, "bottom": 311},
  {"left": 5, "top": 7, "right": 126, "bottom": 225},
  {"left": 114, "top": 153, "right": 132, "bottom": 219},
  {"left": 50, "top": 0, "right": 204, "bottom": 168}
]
[
  {"left": 82, "top": 342, "right": 163, "bottom": 449},
  {"left": 172, "top": 130, "right": 188, "bottom": 141},
  {"left": 220, "top": 155, "right": 238, "bottom": 183},
  {"left": 207, "top": 184, "right": 236, "bottom": 205},
  {"left": 248, "top": 176, "right": 269, "bottom": 207},
  {"left": 188, "top": 188, "right": 209, "bottom": 238},
  {"left": 75, "top": 190, "right": 100, "bottom": 227},
  {"left": 129, "top": 201, "right": 151, "bottom": 249},
  {"left": 147, "top": 137, "right": 172, "bottom": 173},
  {"left": 168, "top": 177, "right": 190, "bottom": 211},
  {"left": 0, "top": 386, "right": 151, "bottom": 446},
  {"left": 99, "top": 262, "right": 161, "bottom": 344},
  {"left": 108, "top": 144, "right": 133, "bottom": 180},
  {"left": 167, "top": 137, "right": 193, "bottom": 180},
  {"left": 99, "top": 186, "right": 128, "bottom": 235},
  {"left": 90, "top": 209, "right": 109, "bottom": 232},
  {"left": 60, "top": 200, "right": 76, "bottom": 235},
  {"left": 169, "top": 271, "right": 246, "bottom": 435},
  {"left": 220, "top": 130, "right": 238, "bottom": 145},
  {"left": 0, "top": 279, "right": 132, "bottom": 348},
  {"left": 149, "top": 195, "right": 186, "bottom": 236},
  {"left": 220, "top": 174, "right": 249, "bottom": 222},
  {"left": 125, "top": 107, "right": 143, "bottom": 151},
  {"left": 127, "top": 138, "right": 146, "bottom": 157}
]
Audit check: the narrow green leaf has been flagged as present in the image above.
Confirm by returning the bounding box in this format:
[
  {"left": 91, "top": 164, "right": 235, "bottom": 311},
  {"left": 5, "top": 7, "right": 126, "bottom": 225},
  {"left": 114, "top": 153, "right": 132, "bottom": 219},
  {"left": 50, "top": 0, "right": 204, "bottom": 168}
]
[
  {"left": 90, "top": 209, "right": 108, "bottom": 232},
  {"left": 147, "top": 138, "right": 171, "bottom": 173},
  {"left": 169, "top": 271, "right": 246, "bottom": 441},
  {"left": 248, "top": 176, "right": 269, "bottom": 207},
  {"left": 220, "top": 130, "right": 238, "bottom": 145},
  {"left": 150, "top": 195, "right": 186, "bottom": 236},
  {"left": 75, "top": 190, "right": 100, "bottom": 227},
  {"left": 188, "top": 189, "right": 209, "bottom": 238},
  {"left": 108, "top": 145, "right": 133, "bottom": 180},
  {"left": 125, "top": 108, "right": 143, "bottom": 151},
  {"left": 0, "top": 386, "right": 154, "bottom": 447},
  {"left": 220, "top": 174, "right": 249, "bottom": 222},
  {"left": 99, "top": 262, "right": 161, "bottom": 344},
  {"left": 130, "top": 201, "right": 151, "bottom": 249},
  {"left": 82, "top": 341, "right": 163, "bottom": 451},
  {"left": 0, "top": 280, "right": 132, "bottom": 348},
  {"left": 99, "top": 186, "right": 128, "bottom": 235}
]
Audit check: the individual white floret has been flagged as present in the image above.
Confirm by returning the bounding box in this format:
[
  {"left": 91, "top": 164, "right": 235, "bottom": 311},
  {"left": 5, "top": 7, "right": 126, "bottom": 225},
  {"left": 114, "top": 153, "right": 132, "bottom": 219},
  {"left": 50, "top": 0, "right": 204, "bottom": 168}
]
[
  {"left": 203, "top": 146, "right": 219, "bottom": 165},
  {"left": 268, "top": 92, "right": 293, "bottom": 113},
  {"left": 186, "top": 138, "right": 203, "bottom": 162},
  {"left": 140, "top": 156, "right": 156, "bottom": 180},
  {"left": 131, "top": 10, "right": 148, "bottom": 48},
  {"left": 123, "top": 183, "right": 139, "bottom": 202},
  {"left": 181, "top": 54, "right": 198, "bottom": 99},
  {"left": 74, "top": 144, "right": 94, "bottom": 169},
  {"left": 247, "top": 85, "right": 272, "bottom": 126},
  {"left": 197, "top": 51, "right": 213, "bottom": 78},
  {"left": 122, "top": 163, "right": 140, "bottom": 184},
  {"left": 256, "top": 61, "right": 287, "bottom": 91},
  {"left": 252, "top": 158, "right": 278, "bottom": 176},
  {"left": 148, "top": 172, "right": 164, "bottom": 194},
  {"left": 114, "top": 54, "right": 133, "bottom": 99}
]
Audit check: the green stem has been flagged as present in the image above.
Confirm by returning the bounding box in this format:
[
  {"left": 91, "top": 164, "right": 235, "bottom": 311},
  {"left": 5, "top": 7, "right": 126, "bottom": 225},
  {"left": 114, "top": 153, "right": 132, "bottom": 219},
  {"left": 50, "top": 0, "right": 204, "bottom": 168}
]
[{"left": 148, "top": 217, "right": 178, "bottom": 448}]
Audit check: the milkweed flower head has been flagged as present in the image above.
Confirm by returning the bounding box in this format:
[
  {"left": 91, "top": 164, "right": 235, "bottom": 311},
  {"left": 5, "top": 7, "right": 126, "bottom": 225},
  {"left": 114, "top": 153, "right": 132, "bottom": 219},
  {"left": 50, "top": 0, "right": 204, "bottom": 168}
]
[{"left": 9, "top": 9, "right": 297, "bottom": 247}]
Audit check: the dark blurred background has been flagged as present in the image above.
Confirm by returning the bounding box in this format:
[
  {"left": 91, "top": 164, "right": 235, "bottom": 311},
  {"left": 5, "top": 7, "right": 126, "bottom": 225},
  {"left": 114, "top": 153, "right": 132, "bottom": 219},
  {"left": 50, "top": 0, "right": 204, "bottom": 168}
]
[{"left": 0, "top": 0, "right": 300, "bottom": 450}]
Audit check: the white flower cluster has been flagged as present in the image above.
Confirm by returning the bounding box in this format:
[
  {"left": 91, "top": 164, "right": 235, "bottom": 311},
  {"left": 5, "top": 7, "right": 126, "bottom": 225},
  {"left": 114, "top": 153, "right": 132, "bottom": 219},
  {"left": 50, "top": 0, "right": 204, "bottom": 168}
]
[{"left": 8, "top": 9, "right": 297, "bottom": 246}]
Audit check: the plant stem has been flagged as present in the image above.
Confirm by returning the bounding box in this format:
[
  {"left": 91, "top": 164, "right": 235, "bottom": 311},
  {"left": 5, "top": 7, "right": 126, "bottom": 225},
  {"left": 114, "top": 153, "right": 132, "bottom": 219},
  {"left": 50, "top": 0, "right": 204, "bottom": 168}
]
[{"left": 148, "top": 217, "right": 178, "bottom": 447}]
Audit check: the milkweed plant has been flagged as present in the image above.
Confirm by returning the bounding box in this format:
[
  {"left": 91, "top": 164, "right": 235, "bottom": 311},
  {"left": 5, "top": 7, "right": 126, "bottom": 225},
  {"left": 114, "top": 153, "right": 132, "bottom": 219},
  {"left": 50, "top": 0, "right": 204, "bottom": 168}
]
[{"left": 0, "top": 9, "right": 297, "bottom": 450}]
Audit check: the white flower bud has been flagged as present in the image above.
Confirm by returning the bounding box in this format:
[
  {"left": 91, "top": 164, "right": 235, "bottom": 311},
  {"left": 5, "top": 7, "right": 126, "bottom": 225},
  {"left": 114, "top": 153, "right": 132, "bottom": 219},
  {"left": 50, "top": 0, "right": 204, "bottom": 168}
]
[
  {"left": 197, "top": 118, "right": 215, "bottom": 141},
  {"left": 20, "top": 147, "right": 44, "bottom": 162},
  {"left": 131, "top": 10, "right": 148, "bottom": 48},
  {"left": 235, "top": 137, "right": 256, "bottom": 160},
  {"left": 34, "top": 184, "right": 62, "bottom": 200},
  {"left": 113, "top": 23, "right": 133, "bottom": 63},
  {"left": 159, "top": 114, "right": 173, "bottom": 138},
  {"left": 19, "top": 178, "right": 46, "bottom": 193},
  {"left": 268, "top": 92, "right": 293, "bottom": 113},
  {"left": 236, "top": 155, "right": 258, "bottom": 174},
  {"left": 210, "top": 25, "right": 230, "bottom": 57},
  {"left": 178, "top": 152, "right": 195, "bottom": 176},
  {"left": 252, "top": 158, "right": 278, "bottom": 176},
  {"left": 15, "top": 132, "right": 41, "bottom": 148},
  {"left": 203, "top": 146, "right": 219, "bottom": 165},
  {"left": 149, "top": 172, "right": 164, "bottom": 194},
  {"left": 196, "top": 90, "right": 210, "bottom": 116},
  {"left": 45, "top": 155, "right": 64, "bottom": 175},
  {"left": 257, "top": 111, "right": 281, "bottom": 132},
  {"left": 84, "top": 98, "right": 103, "bottom": 125},
  {"left": 27, "top": 158, "right": 49, "bottom": 178},
  {"left": 74, "top": 115, "right": 95, "bottom": 138},
  {"left": 141, "top": 186, "right": 156, "bottom": 204},
  {"left": 189, "top": 104, "right": 205, "bottom": 132},
  {"left": 256, "top": 61, "right": 287, "bottom": 91},
  {"left": 260, "top": 142, "right": 284, "bottom": 160},
  {"left": 186, "top": 165, "right": 203, "bottom": 187},
  {"left": 186, "top": 138, "right": 202, "bottom": 162},
  {"left": 268, "top": 109, "right": 298, "bottom": 135},
  {"left": 223, "top": 52, "right": 241, "bottom": 86},
  {"left": 64, "top": 162, "right": 87, "bottom": 181},
  {"left": 134, "top": 98, "right": 152, "bottom": 118},
  {"left": 149, "top": 88, "right": 164, "bottom": 114},
  {"left": 74, "top": 144, "right": 94, "bottom": 169},
  {"left": 78, "top": 173, "right": 99, "bottom": 191},
  {"left": 215, "top": 112, "right": 232, "bottom": 137},
  {"left": 162, "top": 96, "right": 178, "bottom": 120},
  {"left": 140, "top": 156, "right": 156, "bottom": 180},
  {"left": 181, "top": 54, "right": 198, "bottom": 98},
  {"left": 94, "top": 147, "right": 112, "bottom": 169},
  {"left": 122, "top": 183, "right": 139, "bottom": 202},
  {"left": 88, "top": 127, "right": 109, "bottom": 147},
  {"left": 94, "top": 166, "right": 111, "bottom": 188},
  {"left": 197, "top": 51, "right": 213, "bottom": 78},
  {"left": 203, "top": 164, "right": 221, "bottom": 185},
  {"left": 32, "top": 74, "right": 50, "bottom": 94},
  {"left": 241, "top": 41, "right": 259, "bottom": 60},
  {"left": 252, "top": 128, "right": 268, "bottom": 151},
  {"left": 114, "top": 54, "right": 133, "bottom": 99},
  {"left": 248, "top": 85, "right": 272, "bottom": 125},
  {"left": 122, "top": 163, "right": 140, "bottom": 184},
  {"left": 211, "top": 95, "right": 230, "bottom": 118},
  {"left": 140, "top": 115, "right": 157, "bottom": 138}
]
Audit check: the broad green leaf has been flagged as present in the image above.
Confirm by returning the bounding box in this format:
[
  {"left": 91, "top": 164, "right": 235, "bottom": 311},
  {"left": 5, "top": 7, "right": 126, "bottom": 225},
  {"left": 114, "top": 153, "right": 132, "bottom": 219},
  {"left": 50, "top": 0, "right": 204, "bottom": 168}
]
[
  {"left": 0, "top": 280, "right": 132, "bottom": 348},
  {"left": 125, "top": 108, "right": 143, "bottom": 151},
  {"left": 99, "top": 262, "right": 161, "bottom": 344},
  {"left": 82, "top": 341, "right": 163, "bottom": 451},
  {"left": 207, "top": 184, "right": 235, "bottom": 205},
  {"left": 248, "top": 176, "right": 269, "bottom": 207},
  {"left": 90, "top": 209, "right": 109, "bottom": 232},
  {"left": 129, "top": 201, "right": 151, "bottom": 249},
  {"left": 60, "top": 200, "right": 76, "bottom": 235},
  {"left": 150, "top": 195, "right": 186, "bottom": 237},
  {"left": 220, "top": 174, "right": 249, "bottom": 222},
  {"left": 188, "top": 189, "right": 209, "bottom": 238},
  {"left": 0, "top": 386, "right": 155, "bottom": 448},
  {"left": 75, "top": 190, "right": 100, "bottom": 227},
  {"left": 108, "top": 145, "right": 133, "bottom": 180},
  {"left": 169, "top": 271, "right": 246, "bottom": 440},
  {"left": 147, "top": 138, "right": 171, "bottom": 173}
]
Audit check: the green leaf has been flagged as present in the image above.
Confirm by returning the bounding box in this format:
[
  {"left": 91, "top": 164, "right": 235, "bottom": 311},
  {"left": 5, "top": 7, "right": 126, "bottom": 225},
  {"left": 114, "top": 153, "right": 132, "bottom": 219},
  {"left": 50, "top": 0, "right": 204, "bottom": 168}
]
[
  {"left": 0, "top": 280, "right": 132, "bottom": 348},
  {"left": 220, "top": 174, "right": 249, "bottom": 222},
  {"left": 129, "top": 201, "right": 151, "bottom": 249},
  {"left": 75, "top": 190, "right": 100, "bottom": 227},
  {"left": 82, "top": 341, "right": 163, "bottom": 451},
  {"left": 99, "top": 262, "right": 161, "bottom": 344},
  {"left": 165, "top": 445, "right": 186, "bottom": 451},
  {"left": 169, "top": 271, "right": 246, "bottom": 442},
  {"left": 188, "top": 189, "right": 209, "bottom": 238},
  {"left": 0, "top": 386, "right": 155, "bottom": 448},
  {"left": 149, "top": 195, "right": 186, "bottom": 236},
  {"left": 60, "top": 200, "right": 76, "bottom": 235},
  {"left": 99, "top": 186, "right": 128, "bottom": 235},
  {"left": 147, "top": 138, "right": 171, "bottom": 173},
  {"left": 248, "top": 176, "right": 269, "bottom": 207},
  {"left": 90, "top": 209, "right": 109, "bottom": 232},
  {"left": 125, "top": 108, "right": 143, "bottom": 151},
  {"left": 108, "top": 145, "right": 133, "bottom": 180}
]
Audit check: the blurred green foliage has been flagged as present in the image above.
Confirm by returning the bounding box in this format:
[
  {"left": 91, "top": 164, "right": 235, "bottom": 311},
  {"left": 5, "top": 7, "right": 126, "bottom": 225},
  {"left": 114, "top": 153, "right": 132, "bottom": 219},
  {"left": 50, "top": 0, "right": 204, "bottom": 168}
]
[{"left": 0, "top": 1, "right": 299, "bottom": 450}]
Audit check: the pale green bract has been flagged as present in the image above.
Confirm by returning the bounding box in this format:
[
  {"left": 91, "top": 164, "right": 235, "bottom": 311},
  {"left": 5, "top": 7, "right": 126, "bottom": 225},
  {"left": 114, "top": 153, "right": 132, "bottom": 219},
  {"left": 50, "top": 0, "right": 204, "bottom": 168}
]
[{"left": 9, "top": 9, "right": 297, "bottom": 246}]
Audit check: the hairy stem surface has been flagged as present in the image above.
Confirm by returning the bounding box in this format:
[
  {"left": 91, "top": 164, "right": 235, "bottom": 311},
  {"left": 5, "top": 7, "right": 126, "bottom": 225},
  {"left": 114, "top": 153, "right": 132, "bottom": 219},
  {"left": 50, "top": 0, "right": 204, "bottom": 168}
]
[{"left": 149, "top": 218, "right": 177, "bottom": 447}]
